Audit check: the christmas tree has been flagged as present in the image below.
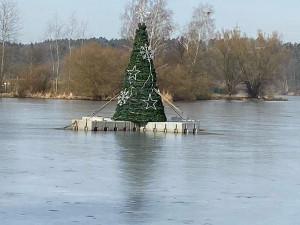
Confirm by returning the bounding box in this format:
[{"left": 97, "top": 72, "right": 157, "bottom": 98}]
[{"left": 112, "top": 23, "right": 167, "bottom": 123}]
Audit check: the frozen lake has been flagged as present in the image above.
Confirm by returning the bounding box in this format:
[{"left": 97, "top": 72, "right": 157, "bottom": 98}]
[{"left": 1, "top": 97, "right": 300, "bottom": 225}]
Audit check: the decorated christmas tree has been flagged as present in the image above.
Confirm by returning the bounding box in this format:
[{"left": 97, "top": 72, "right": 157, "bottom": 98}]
[{"left": 112, "top": 23, "right": 167, "bottom": 123}]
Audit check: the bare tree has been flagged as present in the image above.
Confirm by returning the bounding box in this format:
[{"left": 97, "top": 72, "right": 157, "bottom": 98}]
[
  {"left": 212, "top": 28, "right": 245, "bottom": 95},
  {"left": 283, "top": 50, "right": 300, "bottom": 94},
  {"left": 65, "top": 12, "right": 79, "bottom": 93},
  {"left": 78, "top": 20, "right": 87, "bottom": 54},
  {"left": 239, "top": 31, "right": 286, "bottom": 98},
  {"left": 178, "top": 3, "right": 215, "bottom": 72},
  {"left": 46, "top": 13, "right": 63, "bottom": 93},
  {"left": 120, "top": 0, "right": 174, "bottom": 55},
  {"left": 64, "top": 12, "right": 88, "bottom": 92},
  {"left": 66, "top": 43, "right": 129, "bottom": 100},
  {"left": 0, "top": 0, "right": 20, "bottom": 87},
  {"left": 65, "top": 12, "right": 78, "bottom": 55}
]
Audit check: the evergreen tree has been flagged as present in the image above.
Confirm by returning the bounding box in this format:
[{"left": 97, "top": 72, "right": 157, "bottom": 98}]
[{"left": 113, "top": 23, "right": 167, "bottom": 123}]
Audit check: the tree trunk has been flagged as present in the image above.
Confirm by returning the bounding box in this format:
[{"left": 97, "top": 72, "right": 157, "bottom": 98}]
[
  {"left": 68, "top": 40, "right": 72, "bottom": 93},
  {"left": 55, "top": 40, "right": 60, "bottom": 94},
  {"left": 49, "top": 44, "right": 55, "bottom": 79},
  {"left": 283, "top": 79, "right": 289, "bottom": 94},
  {"left": 0, "top": 40, "right": 3, "bottom": 92},
  {"left": 81, "top": 39, "right": 84, "bottom": 54},
  {"left": 1, "top": 41, "right": 5, "bottom": 79},
  {"left": 226, "top": 81, "right": 233, "bottom": 96},
  {"left": 55, "top": 77, "right": 58, "bottom": 94},
  {"left": 245, "top": 80, "right": 260, "bottom": 98},
  {"left": 29, "top": 45, "right": 33, "bottom": 91}
]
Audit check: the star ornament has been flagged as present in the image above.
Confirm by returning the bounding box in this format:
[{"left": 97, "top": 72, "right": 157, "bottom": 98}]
[
  {"left": 143, "top": 93, "right": 158, "bottom": 110},
  {"left": 140, "top": 44, "right": 154, "bottom": 60},
  {"left": 136, "top": 2, "right": 150, "bottom": 23},
  {"left": 118, "top": 89, "right": 130, "bottom": 106},
  {"left": 127, "top": 65, "right": 140, "bottom": 83}
]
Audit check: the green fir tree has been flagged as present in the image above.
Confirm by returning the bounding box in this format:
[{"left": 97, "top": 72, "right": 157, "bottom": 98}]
[{"left": 112, "top": 23, "right": 167, "bottom": 123}]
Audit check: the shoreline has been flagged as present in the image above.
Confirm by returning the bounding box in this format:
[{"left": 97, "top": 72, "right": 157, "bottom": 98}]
[
  {"left": 0, "top": 92, "right": 290, "bottom": 102},
  {"left": 210, "top": 94, "right": 289, "bottom": 101},
  {"left": 0, "top": 92, "right": 101, "bottom": 101}
]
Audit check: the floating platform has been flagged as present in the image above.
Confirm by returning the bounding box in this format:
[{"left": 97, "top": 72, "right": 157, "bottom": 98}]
[{"left": 71, "top": 117, "right": 200, "bottom": 134}]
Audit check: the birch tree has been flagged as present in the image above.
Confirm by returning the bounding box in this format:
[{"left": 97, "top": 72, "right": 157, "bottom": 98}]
[
  {"left": 78, "top": 20, "right": 87, "bottom": 54},
  {"left": 0, "top": 0, "right": 20, "bottom": 87},
  {"left": 179, "top": 3, "right": 215, "bottom": 73},
  {"left": 64, "top": 12, "right": 88, "bottom": 92},
  {"left": 121, "top": 0, "right": 174, "bottom": 55},
  {"left": 65, "top": 12, "right": 78, "bottom": 92},
  {"left": 46, "top": 14, "right": 63, "bottom": 93}
]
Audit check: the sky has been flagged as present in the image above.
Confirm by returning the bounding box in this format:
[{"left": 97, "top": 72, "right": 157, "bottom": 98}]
[{"left": 16, "top": 0, "right": 300, "bottom": 44}]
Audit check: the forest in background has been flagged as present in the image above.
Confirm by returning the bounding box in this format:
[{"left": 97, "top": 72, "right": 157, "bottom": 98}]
[{"left": 0, "top": 0, "right": 300, "bottom": 101}]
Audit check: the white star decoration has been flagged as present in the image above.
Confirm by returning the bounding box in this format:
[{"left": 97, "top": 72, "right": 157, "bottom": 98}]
[
  {"left": 140, "top": 44, "right": 154, "bottom": 61},
  {"left": 143, "top": 93, "right": 157, "bottom": 110},
  {"left": 127, "top": 65, "right": 140, "bottom": 83},
  {"left": 118, "top": 89, "right": 130, "bottom": 106},
  {"left": 136, "top": 1, "right": 150, "bottom": 23}
]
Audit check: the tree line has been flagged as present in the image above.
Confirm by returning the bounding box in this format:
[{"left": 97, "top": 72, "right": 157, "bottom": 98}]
[{"left": 0, "top": 0, "right": 299, "bottom": 100}]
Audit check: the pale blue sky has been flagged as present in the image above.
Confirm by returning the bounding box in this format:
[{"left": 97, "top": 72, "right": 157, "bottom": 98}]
[{"left": 17, "top": 0, "right": 300, "bottom": 44}]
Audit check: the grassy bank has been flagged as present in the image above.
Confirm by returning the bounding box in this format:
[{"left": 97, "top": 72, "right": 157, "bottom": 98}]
[{"left": 0, "top": 92, "right": 96, "bottom": 101}]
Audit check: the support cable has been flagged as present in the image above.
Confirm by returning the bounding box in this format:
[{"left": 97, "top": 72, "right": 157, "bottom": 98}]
[
  {"left": 87, "top": 92, "right": 120, "bottom": 120},
  {"left": 62, "top": 92, "right": 120, "bottom": 129},
  {"left": 154, "top": 89, "right": 187, "bottom": 120}
]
